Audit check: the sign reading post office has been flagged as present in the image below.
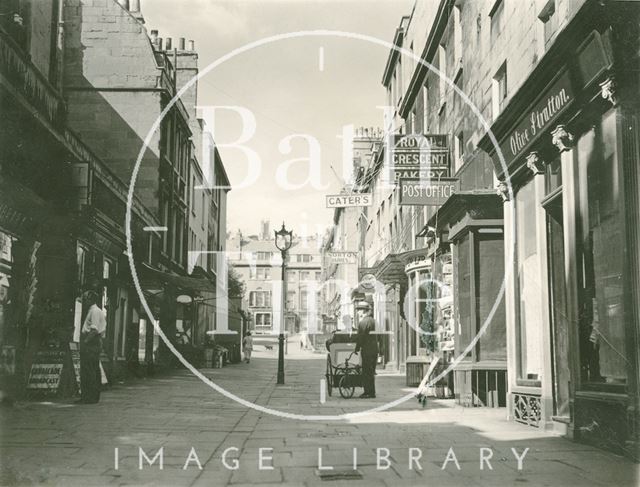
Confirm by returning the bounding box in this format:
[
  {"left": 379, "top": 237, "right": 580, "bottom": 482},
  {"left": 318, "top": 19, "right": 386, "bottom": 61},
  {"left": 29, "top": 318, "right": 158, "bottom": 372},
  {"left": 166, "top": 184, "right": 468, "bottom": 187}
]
[{"left": 399, "top": 178, "right": 458, "bottom": 206}]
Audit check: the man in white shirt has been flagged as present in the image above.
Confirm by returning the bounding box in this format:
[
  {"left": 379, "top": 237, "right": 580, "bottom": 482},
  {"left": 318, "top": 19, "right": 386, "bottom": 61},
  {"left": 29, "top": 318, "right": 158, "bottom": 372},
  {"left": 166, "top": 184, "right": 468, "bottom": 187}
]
[{"left": 78, "top": 291, "right": 106, "bottom": 404}]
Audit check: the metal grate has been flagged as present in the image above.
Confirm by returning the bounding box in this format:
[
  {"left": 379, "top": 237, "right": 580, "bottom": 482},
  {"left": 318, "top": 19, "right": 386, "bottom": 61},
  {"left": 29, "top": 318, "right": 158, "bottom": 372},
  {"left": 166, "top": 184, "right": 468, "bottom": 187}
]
[{"left": 513, "top": 392, "right": 542, "bottom": 427}]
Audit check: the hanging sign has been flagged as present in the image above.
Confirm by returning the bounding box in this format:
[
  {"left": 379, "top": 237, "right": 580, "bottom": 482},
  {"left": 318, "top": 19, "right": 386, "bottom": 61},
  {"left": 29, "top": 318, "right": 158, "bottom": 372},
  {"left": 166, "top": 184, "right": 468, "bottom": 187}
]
[
  {"left": 399, "top": 178, "right": 458, "bottom": 206},
  {"left": 326, "top": 194, "right": 372, "bottom": 208},
  {"left": 387, "top": 134, "right": 450, "bottom": 182},
  {"left": 327, "top": 251, "right": 358, "bottom": 264}
]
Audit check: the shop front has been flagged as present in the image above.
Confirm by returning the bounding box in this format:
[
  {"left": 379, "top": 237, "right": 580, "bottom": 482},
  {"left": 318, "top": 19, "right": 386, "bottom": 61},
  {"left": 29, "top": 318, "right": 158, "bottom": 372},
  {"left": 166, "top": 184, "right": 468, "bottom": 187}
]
[
  {"left": 479, "top": 2, "right": 639, "bottom": 457},
  {"left": 428, "top": 192, "right": 506, "bottom": 408}
]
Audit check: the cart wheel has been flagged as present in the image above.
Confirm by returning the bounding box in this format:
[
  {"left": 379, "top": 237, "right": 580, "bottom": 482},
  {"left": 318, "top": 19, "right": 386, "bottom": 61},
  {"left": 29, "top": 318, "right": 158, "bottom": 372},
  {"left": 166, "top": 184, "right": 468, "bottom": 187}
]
[
  {"left": 325, "top": 356, "right": 333, "bottom": 397},
  {"left": 338, "top": 372, "right": 355, "bottom": 399}
]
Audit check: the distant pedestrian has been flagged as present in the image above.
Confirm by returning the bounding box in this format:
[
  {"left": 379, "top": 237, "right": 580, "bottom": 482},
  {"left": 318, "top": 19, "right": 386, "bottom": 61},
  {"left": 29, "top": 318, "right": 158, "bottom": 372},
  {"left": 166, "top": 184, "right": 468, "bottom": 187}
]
[
  {"left": 355, "top": 305, "right": 378, "bottom": 399},
  {"left": 300, "top": 337, "right": 304, "bottom": 350},
  {"left": 243, "top": 332, "right": 253, "bottom": 363},
  {"left": 78, "top": 291, "right": 106, "bottom": 404}
]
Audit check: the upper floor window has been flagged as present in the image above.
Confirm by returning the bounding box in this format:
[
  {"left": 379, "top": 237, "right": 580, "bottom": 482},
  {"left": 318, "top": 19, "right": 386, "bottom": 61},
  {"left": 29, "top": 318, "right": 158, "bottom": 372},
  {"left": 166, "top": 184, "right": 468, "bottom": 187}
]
[
  {"left": 454, "top": 131, "right": 465, "bottom": 172},
  {"left": 438, "top": 44, "right": 447, "bottom": 108},
  {"left": 453, "top": 5, "right": 463, "bottom": 65},
  {"left": 490, "top": 0, "right": 505, "bottom": 44},
  {"left": 256, "top": 251, "right": 272, "bottom": 261},
  {"left": 249, "top": 290, "right": 272, "bottom": 307},
  {"left": 492, "top": 62, "right": 508, "bottom": 121},
  {"left": 296, "top": 254, "right": 313, "bottom": 263},
  {"left": 539, "top": 0, "right": 557, "bottom": 49},
  {"left": 422, "top": 83, "right": 429, "bottom": 132}
]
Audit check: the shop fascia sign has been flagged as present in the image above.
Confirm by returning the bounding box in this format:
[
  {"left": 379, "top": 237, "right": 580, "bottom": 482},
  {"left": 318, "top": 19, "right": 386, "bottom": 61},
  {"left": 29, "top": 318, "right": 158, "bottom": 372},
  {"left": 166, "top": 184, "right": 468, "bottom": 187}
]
[
  {"left": 327, "top": 251, "right": 358, "bottom": 264},
  {"left": 399, "top": 178, "right": 458, "bottom": 206},
  {"left": 404, "top": 254, "right": 432, "bottom": 274},
  {"left": 386, "top": 134, "right": 450, "bottom": 182},
  {"left": 326, "top": 193, "right": 372, "bottom": 208},
  {"left": 499, "top": 69, "right": 574, "bottom": 166}
]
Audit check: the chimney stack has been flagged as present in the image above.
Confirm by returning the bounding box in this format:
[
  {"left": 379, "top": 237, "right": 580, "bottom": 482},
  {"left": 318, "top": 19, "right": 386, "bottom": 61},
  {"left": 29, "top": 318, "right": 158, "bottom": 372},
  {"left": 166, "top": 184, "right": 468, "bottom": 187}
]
[
  {"left": 117, "top": 0, "right": 130, "bottom": 10},
  {"left": 178, "top": 37, "right": 185, "bottom": 50},
  {"left": 150, "top": 29, "right": 158, "bottom": 47},
  {"left": 165, "top": 37, "right": 172, "bottom": 50},
  {"left": 158, "top": 37, "right": 163, "bottom": 50},
  {"left": 188, "top": 40, "right": 195, "bottom": 51}
]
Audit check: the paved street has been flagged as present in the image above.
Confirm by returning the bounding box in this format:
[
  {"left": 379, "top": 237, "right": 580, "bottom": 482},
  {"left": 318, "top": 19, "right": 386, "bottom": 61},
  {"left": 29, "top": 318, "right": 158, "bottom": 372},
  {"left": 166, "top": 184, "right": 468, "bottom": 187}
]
[{"left": 1, "top": 341, "right": 637, "bottom": 487}]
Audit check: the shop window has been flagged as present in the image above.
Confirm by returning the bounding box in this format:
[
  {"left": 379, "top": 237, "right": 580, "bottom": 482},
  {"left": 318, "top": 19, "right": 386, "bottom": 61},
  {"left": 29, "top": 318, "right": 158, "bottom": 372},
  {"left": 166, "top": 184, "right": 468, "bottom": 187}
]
[
  {"left": 515, "top": 179, "right": 544, "bottom": 383},
  {"left": 577, "top": 110, "right": 626, "bottom": 386},
  {"left": 475, "top": 232, "right": 506, "bottom": 361},
  {"left": 544, "top": 155, "right": 562, "bottom": 195}
]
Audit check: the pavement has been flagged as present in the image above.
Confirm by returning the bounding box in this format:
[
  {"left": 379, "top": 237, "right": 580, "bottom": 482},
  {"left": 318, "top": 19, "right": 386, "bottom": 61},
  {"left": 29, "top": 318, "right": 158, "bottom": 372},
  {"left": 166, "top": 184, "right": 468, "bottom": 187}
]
[{"left": 0, "top": 338, "right": 638, "bottom": 487}]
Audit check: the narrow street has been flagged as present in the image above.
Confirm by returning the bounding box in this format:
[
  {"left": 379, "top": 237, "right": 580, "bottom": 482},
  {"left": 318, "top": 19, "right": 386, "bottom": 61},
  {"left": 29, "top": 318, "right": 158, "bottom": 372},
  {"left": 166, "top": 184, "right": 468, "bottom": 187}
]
[{"left": 1, "top": 341, "right": 636, "bottom": 487}]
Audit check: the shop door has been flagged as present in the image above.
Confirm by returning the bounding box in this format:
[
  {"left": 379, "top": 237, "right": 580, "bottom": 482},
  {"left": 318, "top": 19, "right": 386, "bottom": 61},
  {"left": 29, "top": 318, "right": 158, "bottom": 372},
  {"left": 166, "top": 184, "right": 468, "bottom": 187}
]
[{"left": 545, "top": 197, "right": 571, "bottom": 418}]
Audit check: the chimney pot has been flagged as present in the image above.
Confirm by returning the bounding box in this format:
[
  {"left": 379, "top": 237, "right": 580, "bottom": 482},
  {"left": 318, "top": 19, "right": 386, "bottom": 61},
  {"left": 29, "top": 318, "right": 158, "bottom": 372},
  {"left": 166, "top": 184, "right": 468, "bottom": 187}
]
[
  {"left": 130, "top": 0, "right": 141, "bottom": 12},
  {"left": 188, "top": 40, "right": 195, "bottom": 51},
  {"left": 178, "top": 37, "right": 185, "bottom": 50},
  {"left": 150, "top": 29, "right": 158, "bottom": 43},
  {"left": 158, "top": 37, "right": 163, "bottom": 50},
  {"left": 165, "top": 37, "right": 172, "bottom": 50}
]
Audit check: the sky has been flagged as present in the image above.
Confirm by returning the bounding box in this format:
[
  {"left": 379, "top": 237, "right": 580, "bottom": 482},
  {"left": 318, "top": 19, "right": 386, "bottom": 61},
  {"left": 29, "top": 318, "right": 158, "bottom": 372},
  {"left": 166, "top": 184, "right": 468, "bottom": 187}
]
[{"left": 143, "top": 0, "right": 413, "bottom": 239}]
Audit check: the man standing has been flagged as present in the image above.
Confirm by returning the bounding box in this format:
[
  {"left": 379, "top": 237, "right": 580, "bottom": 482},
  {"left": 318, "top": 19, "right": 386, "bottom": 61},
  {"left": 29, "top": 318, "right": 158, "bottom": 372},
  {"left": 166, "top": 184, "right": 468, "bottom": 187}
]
[
  {"left": 78, "top": 291, "right": 106, "bottom": 404},
  {"left": 243, "top": 331, "right": 253, "bottom": 363},
  {"left": 355, "top": 304, "right": 378, "bottom": 398}
]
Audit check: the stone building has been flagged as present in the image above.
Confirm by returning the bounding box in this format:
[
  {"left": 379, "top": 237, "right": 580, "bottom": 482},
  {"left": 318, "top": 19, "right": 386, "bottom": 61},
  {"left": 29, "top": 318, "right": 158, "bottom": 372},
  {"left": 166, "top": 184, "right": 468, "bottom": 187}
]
[
  {"left": 376, "top": 0, "right": 640, "bottom": 459},
  {"left": 0, "top": 0, "right": 157, "bottom": 397},
  {"left": 227, "top": 224, "right": 322, "bottom": 338}
]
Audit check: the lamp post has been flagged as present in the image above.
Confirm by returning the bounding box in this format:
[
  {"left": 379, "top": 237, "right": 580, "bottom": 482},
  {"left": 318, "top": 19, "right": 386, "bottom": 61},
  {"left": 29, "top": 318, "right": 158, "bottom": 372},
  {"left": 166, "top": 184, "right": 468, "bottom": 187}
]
[{"left": 274, "top": 222, "right": 293, "bottom": 385}]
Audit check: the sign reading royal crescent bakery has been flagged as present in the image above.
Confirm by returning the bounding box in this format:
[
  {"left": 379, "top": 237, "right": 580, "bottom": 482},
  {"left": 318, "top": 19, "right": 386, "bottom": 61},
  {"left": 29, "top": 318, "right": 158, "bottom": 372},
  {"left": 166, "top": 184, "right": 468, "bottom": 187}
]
[
  {"left": 499, "top": 70, "right": 574, "bottom": 165},
  {"left": 388, "top": 134, "right": 450, "bottom": 181}
]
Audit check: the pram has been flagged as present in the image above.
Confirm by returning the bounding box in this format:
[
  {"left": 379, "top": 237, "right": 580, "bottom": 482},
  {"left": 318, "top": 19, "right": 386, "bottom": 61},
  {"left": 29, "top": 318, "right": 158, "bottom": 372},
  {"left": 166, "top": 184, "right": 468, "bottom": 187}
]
[{"left": 325, "top": 341, "right": 362, "bottom": 399}]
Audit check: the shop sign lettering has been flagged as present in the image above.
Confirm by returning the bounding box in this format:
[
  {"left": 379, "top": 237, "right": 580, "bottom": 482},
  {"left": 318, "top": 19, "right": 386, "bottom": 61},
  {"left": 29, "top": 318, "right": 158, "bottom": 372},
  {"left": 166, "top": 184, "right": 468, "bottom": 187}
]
[{"left": 500, "top": 70, "right": 573, "bottom": 164}]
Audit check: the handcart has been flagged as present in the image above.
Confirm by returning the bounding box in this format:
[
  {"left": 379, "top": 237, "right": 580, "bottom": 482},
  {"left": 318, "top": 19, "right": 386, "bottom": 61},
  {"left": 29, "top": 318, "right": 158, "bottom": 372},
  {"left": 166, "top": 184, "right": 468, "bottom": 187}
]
[{"left": 325, "top": 342, "right": 362, "bottom": 399}]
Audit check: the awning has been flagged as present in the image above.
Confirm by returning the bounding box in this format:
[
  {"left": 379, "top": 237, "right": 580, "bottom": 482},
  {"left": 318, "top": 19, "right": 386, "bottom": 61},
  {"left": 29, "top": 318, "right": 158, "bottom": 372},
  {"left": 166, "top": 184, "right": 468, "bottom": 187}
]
[
  {"left": 139, "top": 263, "right": 216, "bottom": 294},
  {"left": 422, "top": 190, "right": 503, "bottom": 241}
]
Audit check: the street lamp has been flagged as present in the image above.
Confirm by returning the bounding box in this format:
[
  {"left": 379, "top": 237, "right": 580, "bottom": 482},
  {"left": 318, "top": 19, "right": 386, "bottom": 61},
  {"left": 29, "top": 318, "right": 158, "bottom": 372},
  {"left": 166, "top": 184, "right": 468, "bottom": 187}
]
[{"left": 274, "top": 222, "right": 293, "bottom": 385}]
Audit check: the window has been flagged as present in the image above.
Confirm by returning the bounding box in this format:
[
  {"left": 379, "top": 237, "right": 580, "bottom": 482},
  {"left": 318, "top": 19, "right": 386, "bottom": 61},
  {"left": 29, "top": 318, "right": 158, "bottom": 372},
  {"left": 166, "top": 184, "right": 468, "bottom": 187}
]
[
  {"left": 577, "top": 110, "right": 626, "bottom": 386},
  {"left": 255, "top": 313, "right": 272, "bottom": 330},
  {"left": 256, "top": 267, "right": 271, "bottom": 280},
  {"left": 286, "top": 291, "right": 296, "bottom": 310},
  {"left": 315, "top": 272, "right": 322, "bottom": 281},
  {"left": 249, "top": 267, "right": 257, "bottom": 279},
  {"left": 454, "top": 131, "right": 465, "bottom": 172},
  {"left": 300, "top": 289, "right": 309, "bottom": 311},
  {"left": 300, "top": 271, "right": 311, "bottom": 282},
  {"left": 287, "top": 270, "right": 297, "bottom": 282},
  {"left": 296, "top": 254, "right": 313, "bottom": 263},
  {"left": 422, "top": 83, "right": 429, "bottom": 132},
  {"left": 438, "top": 44, "right": 447, "bottom": 108},
  {"left": 492, "top": 62, "right": 507, "bottom": 121},
  {"left": 539, "top": 0, "right": 557, "bottom": 49},
  {"left": 490, "top": 0, "right": 505, "bottom": 44},
  {"left": 256, "top": 251, "right": 272, "bottom": 261},
  {"left": 249, "top": 290, "right": 272, "bottom": 307},
  {"left": 515, "top": 179, "right": 543, "bottom": 383},
  {"left": 454, "top": 5, "right": 462, "bottom": 65}
]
